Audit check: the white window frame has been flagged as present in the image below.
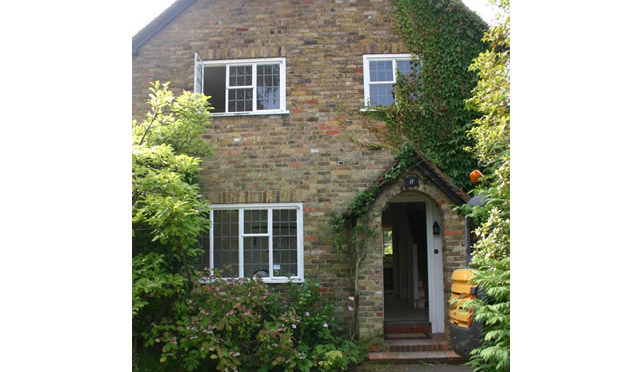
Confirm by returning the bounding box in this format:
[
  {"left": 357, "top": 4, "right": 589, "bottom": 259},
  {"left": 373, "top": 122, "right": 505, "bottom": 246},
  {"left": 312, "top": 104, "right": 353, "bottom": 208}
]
[
  {"left": 205, "top": 203, "right": 304, "bottom": 284},
  {"left": 362, "top": 54, "right": 414, "bottom": 110},
  {"left": 194, "top": 55, "right": 289, "bottom": 116}
]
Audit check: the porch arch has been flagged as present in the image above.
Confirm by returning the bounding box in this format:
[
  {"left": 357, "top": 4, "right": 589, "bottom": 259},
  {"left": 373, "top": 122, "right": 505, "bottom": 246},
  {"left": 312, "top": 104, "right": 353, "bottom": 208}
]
[{"left": 357, "top": 169, "right": 468, "bottom": 339}]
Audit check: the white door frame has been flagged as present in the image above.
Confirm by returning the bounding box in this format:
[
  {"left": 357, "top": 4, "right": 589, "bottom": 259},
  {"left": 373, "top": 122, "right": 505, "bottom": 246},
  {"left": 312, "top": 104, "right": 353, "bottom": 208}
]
[
  {"left": 425, "top": 199, "right": 445, "bottom": 333},
  {"left": 384, "top": 192, "right": 445, "bottom": 334}
]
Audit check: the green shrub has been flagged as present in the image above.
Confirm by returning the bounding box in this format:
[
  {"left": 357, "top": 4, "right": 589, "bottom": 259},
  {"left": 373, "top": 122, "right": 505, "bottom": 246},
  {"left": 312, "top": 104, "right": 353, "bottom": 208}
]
[
  {"left": 132, "top": 82, "right": 213, "bottom": 366},
  {"left": 145, "top": 275, "right": 363, "bottom": 371},
  {"left": 464, "top": 1, "right": 510, "bottom": 370}
]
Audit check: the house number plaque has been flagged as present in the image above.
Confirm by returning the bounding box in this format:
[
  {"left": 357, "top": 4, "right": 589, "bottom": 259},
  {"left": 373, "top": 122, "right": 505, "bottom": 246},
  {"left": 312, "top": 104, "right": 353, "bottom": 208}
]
[{"left": 404, "top": 176, "right": 419, "bottom": 188}]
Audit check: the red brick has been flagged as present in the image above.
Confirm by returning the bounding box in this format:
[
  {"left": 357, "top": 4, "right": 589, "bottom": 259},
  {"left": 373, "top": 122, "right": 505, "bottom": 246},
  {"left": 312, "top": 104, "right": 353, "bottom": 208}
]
[
  {"left": 304, "top": 99, "right": 318, "bottom": 104},
  {"left": 236, "top": 27, "right": 249, "bottom": 31},
  {"left": 290, "top": 108, "right": 304, "bottom": 114},
  {"left": 351, "top": 68, "right": 363, "bottom": 73},
  {"left": 443, "top": 230, "right": 462, "bottom": 236},
  {"left": 288, "top": 162, "right": 302, "bottom": 168},
  {"left": 304, "top": 236, "right": 318, "bottom": 242},
  {"left": 304, "top": 207, "right": 318, "bottom": 212},
  {"left": 325, "top": 130, "right": 339, "bottom": 135}
]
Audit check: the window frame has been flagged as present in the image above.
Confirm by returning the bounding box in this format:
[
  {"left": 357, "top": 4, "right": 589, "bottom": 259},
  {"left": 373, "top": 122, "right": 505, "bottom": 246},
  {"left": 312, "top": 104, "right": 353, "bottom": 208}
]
[
  {"left": 194, "top": 55, "right": 289, "bottom": 116},
  {"left": 205, "top": 203, "right": 304, "bottom": 284},
  {"left": 362, "top": 54, "right": 414, "bottom": 109}
]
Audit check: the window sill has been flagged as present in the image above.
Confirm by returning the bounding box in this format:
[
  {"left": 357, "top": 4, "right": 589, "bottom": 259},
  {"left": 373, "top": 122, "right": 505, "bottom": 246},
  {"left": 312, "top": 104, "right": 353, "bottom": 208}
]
[
  {"left": 262, "top": 277, "right": 305, "bottom": 284},
  {"left": 198, "top": 276, "right": 304, "bottom": 284},
  {"left": 209, "top": 110, "right": 290, "bottom": 117},
  {"left": 360, "top": 107, "right": 378, "bottom": 112}
]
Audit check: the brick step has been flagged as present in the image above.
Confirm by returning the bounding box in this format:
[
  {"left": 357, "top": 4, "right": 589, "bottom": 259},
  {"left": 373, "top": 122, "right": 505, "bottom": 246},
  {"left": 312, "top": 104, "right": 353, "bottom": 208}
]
[
  {"left": 384, "top": 332, "right": 430, "bottom": 339},
  {"left": 368, "top": 350, "right": 465, "bottom": 364},
  {"left": 384, "top": 320, "right": 430, "bottom": 326},
  {"left": 381, "top": 338, "right": 448, "bottom": 352},
  {"left": 384, "top": 324, "right": 431, "bottom": 334}
]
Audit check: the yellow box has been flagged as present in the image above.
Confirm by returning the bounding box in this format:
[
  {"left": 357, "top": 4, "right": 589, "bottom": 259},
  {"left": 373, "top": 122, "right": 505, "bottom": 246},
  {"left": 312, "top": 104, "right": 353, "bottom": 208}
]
[{"left": 449, "top": 269, "right": 476, "bottom": 328}]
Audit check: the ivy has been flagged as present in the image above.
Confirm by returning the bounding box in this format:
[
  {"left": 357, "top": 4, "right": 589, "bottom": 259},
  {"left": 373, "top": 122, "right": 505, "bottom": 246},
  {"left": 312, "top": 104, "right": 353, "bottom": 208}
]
[{"left": 365, "top": 0, "right": 488, "bottom": 190}]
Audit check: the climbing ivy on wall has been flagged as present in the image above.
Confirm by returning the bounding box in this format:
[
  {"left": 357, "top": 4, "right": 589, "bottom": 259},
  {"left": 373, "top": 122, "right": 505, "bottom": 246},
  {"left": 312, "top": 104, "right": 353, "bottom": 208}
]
[{"left": 366, "top": 0, "right": 487, "bottom": 190}]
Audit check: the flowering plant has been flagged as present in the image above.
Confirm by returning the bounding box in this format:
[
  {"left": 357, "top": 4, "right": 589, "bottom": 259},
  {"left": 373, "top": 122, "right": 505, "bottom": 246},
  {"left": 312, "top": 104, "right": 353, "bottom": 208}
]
[{"left": 144, "top": 273, "right": 362, "bottom": 371}]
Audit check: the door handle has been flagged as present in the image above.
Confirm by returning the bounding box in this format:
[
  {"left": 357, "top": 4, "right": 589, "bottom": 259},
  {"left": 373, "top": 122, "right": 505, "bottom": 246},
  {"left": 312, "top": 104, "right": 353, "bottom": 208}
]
[{"left": 434, "top": 249, "right": 439, "bottom": 254}]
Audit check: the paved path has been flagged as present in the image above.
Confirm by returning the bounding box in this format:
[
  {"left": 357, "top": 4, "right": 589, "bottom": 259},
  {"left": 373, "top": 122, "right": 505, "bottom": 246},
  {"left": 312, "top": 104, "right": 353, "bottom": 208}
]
[{"left": 353, "top": 363, "right": 473, "bottom": 372}]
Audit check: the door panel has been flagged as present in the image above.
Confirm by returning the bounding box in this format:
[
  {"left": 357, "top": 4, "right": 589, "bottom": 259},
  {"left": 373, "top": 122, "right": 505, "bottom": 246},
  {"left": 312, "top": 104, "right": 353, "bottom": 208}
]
[{"left": 426, "top": 200, "right": 445, "bottom": 333}]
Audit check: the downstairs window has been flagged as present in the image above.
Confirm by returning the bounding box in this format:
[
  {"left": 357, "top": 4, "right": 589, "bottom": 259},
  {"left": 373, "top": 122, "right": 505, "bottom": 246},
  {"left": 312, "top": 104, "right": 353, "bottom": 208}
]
[{"left": 198, "top": 203, "right": 304, "bottom": 283}]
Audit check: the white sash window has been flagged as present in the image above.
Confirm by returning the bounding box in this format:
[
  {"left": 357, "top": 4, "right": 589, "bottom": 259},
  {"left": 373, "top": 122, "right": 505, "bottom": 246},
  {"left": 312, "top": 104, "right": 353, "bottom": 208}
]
[
  {"left": 194, "top": 54, "right": 288, "bottom": 116},
  {"left": 363, "top": 54, "right": 419, "bottom": 107}
]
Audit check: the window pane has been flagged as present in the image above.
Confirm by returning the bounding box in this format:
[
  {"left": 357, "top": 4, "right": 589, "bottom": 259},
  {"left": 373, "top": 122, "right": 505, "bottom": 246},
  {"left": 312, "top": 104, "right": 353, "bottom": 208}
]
[
  {"left": 203, "top": 66, "right": 226, "bottom": 113},
  {"left": 244, "top": 209, "right": 267, "bottom": 234},
  {"left": 229, "top": 65, "right": 252, "bottom": 86},
  {"left": 228, "top": 88, "right": 253, "bottom": 112},
  {"left": 397, "top": 60, "right": 420, "bottom": 77},
  {"left": 244, "top": 236, "right": 269, "bottom": 278},
  {"left": 397, "top": 60, "right": 410, "bottom": 76},
  {"left": 369, "top": 84, "right": 394, "bottom": 106},
  {"left": 257, "top": 64, "right": 280, "bottom": 110},
  {"left": 369, "top": 60, "right": 393, "bottom": 82},
  {"left": 273, "top": 209, "right": 297, "bottom": 277},
  {"left": 212, "top": 210, "right": 239, "bottom": 277},
  {"left": 196, "top": 228, "right": 210, "bottom": 272}
]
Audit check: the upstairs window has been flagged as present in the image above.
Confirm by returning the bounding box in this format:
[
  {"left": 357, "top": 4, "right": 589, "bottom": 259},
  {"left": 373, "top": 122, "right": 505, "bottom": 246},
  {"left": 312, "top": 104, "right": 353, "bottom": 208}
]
[
  {"left": 362, "top": 54, "right": 419, "bottom": 107},
  {"left": 198, "top": 203, "right": 304, "bottom": 283},
  {"left": 194, "top": 55, "right": 287, "bottom": 115}
]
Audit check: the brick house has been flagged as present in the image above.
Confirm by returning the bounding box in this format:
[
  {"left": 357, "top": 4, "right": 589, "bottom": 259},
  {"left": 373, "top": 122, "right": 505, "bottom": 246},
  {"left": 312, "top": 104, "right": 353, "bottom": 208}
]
[{"left": 132, "top": 0, "right": 471, "bottom": 342}]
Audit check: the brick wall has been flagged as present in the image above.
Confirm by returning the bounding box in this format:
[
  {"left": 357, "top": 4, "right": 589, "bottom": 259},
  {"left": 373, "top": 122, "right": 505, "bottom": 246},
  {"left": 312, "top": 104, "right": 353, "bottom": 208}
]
[{"left": 132, "top": 0, "right": 466, "bottom": 341}]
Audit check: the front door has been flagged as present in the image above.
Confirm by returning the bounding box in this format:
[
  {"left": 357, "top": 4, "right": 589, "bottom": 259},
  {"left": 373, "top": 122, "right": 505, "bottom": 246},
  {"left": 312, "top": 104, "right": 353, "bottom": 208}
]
[{"left": 425, "top": 199, "right": 445, "bottom": 333}]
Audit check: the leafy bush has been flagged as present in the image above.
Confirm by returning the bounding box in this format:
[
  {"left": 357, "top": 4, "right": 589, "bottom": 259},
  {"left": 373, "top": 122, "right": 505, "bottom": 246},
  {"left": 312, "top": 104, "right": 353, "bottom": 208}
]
[
  {"left": 132, "top": 82, "right": 212, "bottom": 366},
  {"left": 463, "top": 1, "right": 510, "bottom": 371},
  {"left": 145, "top": 275, "right": 363, "bottom": 371}
]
